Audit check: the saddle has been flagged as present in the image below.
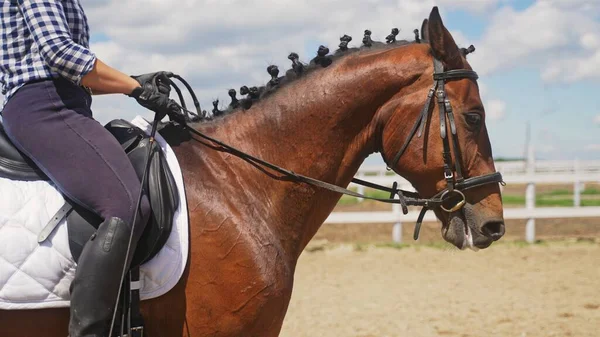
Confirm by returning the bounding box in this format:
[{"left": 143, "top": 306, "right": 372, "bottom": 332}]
[{"left": 0, "top": 119, "right": 179, "bottom": 267}]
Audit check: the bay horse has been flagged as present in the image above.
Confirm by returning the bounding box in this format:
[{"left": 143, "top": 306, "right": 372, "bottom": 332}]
[{"left": 1, "top": 7, "right": 505, "bottom": 337}]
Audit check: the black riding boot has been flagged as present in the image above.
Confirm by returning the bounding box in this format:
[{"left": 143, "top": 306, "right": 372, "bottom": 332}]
[{"left": 68, "top": 217, "right": 141, "bottom": 337}]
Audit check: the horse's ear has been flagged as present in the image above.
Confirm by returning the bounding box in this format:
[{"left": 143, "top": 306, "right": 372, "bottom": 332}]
[
  {"left": 420, "top": 19, "right": 429, "bottom": 42},
  {"left": 427, "top": 7, "right": 462, "bottom": 69}
]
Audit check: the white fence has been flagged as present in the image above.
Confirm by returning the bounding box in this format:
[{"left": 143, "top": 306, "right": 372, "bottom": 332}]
[
  {"left": 324, "top": 157, "right": 600, "bottom": 243},
  {"left": 355, "top": 159, "right": 600, "bottom": 177}
]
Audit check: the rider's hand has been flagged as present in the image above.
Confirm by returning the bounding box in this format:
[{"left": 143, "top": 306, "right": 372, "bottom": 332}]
[
  {"left": 130, "top": 71, "right": 173, "bottom": 96},
  {"left": 165, "top": 99, "right": 187, "bottom": 124},
  {"left": 128, "top": 71, "right": 174, "bottom": 120}
]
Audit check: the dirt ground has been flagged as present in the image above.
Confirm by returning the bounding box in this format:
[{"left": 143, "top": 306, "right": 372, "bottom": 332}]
[
  {"left": 280, "top": 241, "right": 600, "bottom": 337},
  {"left": 280, "top": 184, "right": 600, "bottom": 336}
]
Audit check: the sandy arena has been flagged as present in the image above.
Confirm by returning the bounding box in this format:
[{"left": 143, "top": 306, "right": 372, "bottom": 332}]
[{"left": 279, "top": 241, "right": 600, "bottom": 337}]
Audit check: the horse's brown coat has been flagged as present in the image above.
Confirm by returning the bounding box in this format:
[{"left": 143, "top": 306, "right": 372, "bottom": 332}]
[{"left": 0, "top": 7, "right": 504, "bottom": 337}]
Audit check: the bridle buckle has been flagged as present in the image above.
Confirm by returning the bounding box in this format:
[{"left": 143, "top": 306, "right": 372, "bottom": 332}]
[{"left": 444, "top": 171, "right": 454, "bottom": 180}]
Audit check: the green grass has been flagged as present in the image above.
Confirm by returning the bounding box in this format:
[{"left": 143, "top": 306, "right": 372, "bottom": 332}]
[
  {"left": 501, "top": 195, "right": 526, "bottom": 205},
  {"left": 544, "top": 189, "right": 572, "bottom": 196},
  {"left": 375, "top": 242, "right": 409, "bottom": 250},
  {"left": 502, "top": 197, "right": 600, "bottom": 207},
  {"left": 502, "top": 188, "right": 600, "bottom": 207},
  {"left": 338, "top": 188, "right": 392, "bottom": 205},
  {"left": 582, "top": 188, "right": 600, "bottom": 195},
  {"left": 582, "top": 200, "right": 600, "bottom": 206}
]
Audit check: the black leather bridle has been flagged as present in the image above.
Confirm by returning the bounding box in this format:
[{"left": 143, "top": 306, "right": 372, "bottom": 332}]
[
  {"left": 385, "top": 57, "right": 504, "bottom": 238},
  {"left": 161, "top": 58, "right": 504, "bottom": 240}
]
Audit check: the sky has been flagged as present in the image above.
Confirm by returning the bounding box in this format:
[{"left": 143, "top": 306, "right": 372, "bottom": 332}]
[{"left": 11, "top": 0, "right": 600, "bottom": 162}]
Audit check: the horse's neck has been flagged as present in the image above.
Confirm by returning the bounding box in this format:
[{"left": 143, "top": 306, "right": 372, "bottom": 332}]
[{"left": 178, "top": 47, "right": 426, "bottom": 258}]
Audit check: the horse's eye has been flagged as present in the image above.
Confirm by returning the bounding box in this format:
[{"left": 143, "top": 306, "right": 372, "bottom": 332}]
[{"left": 465, "top": 113, "right": 482, "bottom": 128}]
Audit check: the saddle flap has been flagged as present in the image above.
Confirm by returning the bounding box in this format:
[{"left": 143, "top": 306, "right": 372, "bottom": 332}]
[
  {"left": 127, "top": 138, "right": 180, "bottom": 265},
  {"left": 66, "top": 119, "right": 180, "bottom": 267}
]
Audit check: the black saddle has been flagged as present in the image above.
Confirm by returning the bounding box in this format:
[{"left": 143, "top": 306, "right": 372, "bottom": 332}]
[{"left": 0, "top": 119, "right": 179, "bottom": 267}]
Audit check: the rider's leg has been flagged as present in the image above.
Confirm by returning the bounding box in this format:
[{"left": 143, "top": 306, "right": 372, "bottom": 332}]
[{"left": 2, "top": 78, "right": 151, "bottom": 337}]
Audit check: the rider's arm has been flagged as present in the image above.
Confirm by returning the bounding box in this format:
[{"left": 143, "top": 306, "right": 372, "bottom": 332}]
[
  {"left": 17, "top": 0, "right": 139, "bottom": 95},
  {"left": 81, "top": 59, "right": 140, "bottom": 96}
]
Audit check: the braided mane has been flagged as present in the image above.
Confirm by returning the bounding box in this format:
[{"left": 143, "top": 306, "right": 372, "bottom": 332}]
[{"left": 192, "top": 28, "right": 474, "bottom": 120}]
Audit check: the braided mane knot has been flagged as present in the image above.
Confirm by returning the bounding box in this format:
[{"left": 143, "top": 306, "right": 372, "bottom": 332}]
[
  {"left": 386, "top": 28, "right": 399, "bottom": 44},
  {"left": 414, "top": 29, "right": 420, "bottom": 43},
  {"left": 312, "top": 45, "right": 332, "bottom": 67},
  {"left": 338, "top": 34, "right": 352, "bottom": 51},
  {"left": 288, "top": 52, "right": 305, "bottom": 75},
  {"left": 212, "top": 99, "right": 223, "bottom": 117},
  {"left": 267, "top": 65, "right": 280, "bottom": 86},
  {"left": 228, "top": 89, "right": 239, "bottom": 109},
  {"left": 362, "top": 29, "right": 373, "bottom": 47},
  {"left": 461, "top": 45, "right": 476, "bottom": 57}
]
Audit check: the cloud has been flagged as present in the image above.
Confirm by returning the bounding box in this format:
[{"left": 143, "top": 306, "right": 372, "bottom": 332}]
[
  {"left": 469, "top": 0, "right": 600, "bottom": 83},
  {"left": 585, "top": 144, "right": 600, "bottom": 151},
  {"left": 478, "top": 82, "right": 506, "bottom": 122},
  {"left": 83, "top": 1, "right": 494, "bottom": 121},
  {"left": 87, "top": 1, "right": 436, "bottom": 54},
  {"left": 438, "top": 0, "right": 500, "bottom": 13},
  {"left": 594, "top": 115, "right": 600, "bottom": 125},
  {"left": 91, "top": 95, "right": 152, "bottom": 126},
  {"left": 485, "top": 99, "right": 507, "bottom": 121}
]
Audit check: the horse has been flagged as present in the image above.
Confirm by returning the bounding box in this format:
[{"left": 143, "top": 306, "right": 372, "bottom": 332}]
[{"left": 0, "top": 7, "right": 505, "bottom": 337}]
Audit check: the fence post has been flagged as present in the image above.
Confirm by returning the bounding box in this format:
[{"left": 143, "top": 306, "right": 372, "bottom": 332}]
[
  {"left": 574, "top": 159, "right": 581, "bottom": 207},
  {"left": 392, "top": 203, "right": 402, "bottom": 243},
  {"left": 525, "top": 145, "right": 536, "bottom": 243}
]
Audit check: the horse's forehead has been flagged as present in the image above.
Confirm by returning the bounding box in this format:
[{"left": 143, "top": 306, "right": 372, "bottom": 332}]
[{"left": 445, "top": 79, "right": 482, "bottom": 108}]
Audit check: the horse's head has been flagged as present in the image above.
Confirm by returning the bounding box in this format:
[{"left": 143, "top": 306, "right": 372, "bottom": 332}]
[{"left": 379, "top": 7, "right": 504, "bottom": 250}]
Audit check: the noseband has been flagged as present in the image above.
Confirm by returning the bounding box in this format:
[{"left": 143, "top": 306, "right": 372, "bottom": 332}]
[{"left": 386, "top": 57, "right": 504, "bottom": 238}]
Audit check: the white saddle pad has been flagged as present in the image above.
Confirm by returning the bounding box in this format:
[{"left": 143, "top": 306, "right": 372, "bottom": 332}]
[{"left": 0, "top": 116, "right": 189, "bottom": 310}]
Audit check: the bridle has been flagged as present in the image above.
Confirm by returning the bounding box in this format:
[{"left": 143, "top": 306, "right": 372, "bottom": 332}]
[
  {"left": 158, "top": 57, "right": 504, "bottom": 240},
  {"left": 385, "top": 56, "right": 504, "bottom": 237}
]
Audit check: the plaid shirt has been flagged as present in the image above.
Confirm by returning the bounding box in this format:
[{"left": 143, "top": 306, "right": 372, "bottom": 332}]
[{"left": 0, "top": 0, "right": 96, "bottom": 108}]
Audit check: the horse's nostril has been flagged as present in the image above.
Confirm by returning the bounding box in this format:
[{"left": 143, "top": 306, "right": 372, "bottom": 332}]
[{"left": 481, "top": 221, "right": 505, "bottom": 241}]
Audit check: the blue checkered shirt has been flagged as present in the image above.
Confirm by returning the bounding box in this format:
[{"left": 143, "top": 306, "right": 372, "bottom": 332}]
[{"left": 0, "top": 0, "right": 96, "bottom": 108}]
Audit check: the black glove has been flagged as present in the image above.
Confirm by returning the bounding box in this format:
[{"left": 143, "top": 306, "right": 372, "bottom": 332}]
[
  {"left": 130, "top": 71, "right": 173, "bottom": 96},
  {"left": 165, "top": 98, "right": 187, "bottom": 124},
  {"left": 128, "top": 71, "right": 174, "bottom": 120}
]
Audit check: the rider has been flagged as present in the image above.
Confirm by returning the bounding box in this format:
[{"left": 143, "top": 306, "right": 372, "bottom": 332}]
[{"left": 0, "top": 1, "right": 177, "bottom": 336}]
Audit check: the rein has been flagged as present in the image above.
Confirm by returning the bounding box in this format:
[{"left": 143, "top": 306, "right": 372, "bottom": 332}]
[{"left": 164, "top": 60, "right": 504, "bottom": 240}]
